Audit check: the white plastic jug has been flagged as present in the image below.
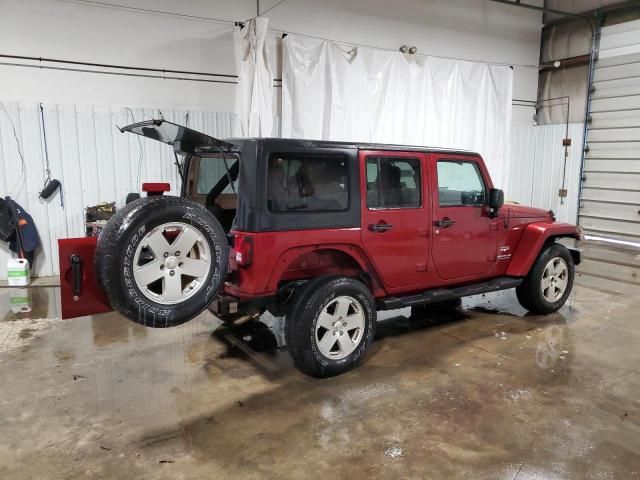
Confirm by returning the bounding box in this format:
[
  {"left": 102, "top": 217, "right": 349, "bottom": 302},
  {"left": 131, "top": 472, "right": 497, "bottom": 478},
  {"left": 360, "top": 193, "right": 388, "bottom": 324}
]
[
  {"left": 7, "top": 258, "right": 30, "bottom": 286},
  {"left": 10, "top": 288, "right": 32, "bottom": 313}
]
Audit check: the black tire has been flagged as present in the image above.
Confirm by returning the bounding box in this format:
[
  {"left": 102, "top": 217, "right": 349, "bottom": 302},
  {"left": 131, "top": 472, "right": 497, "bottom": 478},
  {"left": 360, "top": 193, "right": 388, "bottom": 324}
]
[
  {"left": 96, "top": 196, "right": 228, "bottom": 327},
  {"left": 286, "top": 275, "right": 376, "bottom": 378},
  {"left": 516, "top": 243, "right": 574, "bottom": 314}
]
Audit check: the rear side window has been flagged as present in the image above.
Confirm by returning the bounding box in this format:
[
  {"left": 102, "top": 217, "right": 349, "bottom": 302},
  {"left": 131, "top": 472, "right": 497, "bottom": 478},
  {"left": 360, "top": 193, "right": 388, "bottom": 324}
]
[
  {"left": 437, "top": 161, "right": 486, "bottom": 206},
  {"left": 366, "top": 157, "right": 421, "bottom": 209},
  {"left": 267, "top": 153, "right": 348, "bottom": 212}
]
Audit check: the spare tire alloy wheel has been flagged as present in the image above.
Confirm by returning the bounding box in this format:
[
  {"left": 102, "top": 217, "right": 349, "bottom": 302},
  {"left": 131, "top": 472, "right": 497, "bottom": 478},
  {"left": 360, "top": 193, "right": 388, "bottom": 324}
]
[
  {"left": 96, "top": 196, "right": 228, "bottom": 328},
  {"left": 133, "top": 222, "right": 211, "bottom": 305}
]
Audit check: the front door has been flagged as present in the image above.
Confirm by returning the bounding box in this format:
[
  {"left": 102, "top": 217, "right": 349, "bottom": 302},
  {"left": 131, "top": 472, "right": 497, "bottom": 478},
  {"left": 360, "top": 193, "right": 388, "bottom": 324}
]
[
  {"left": 360, "top": 150, "right": 429, "bottom": 292},
  {"left": 430, "top": 155, "right": 497, "bottom": 280}
]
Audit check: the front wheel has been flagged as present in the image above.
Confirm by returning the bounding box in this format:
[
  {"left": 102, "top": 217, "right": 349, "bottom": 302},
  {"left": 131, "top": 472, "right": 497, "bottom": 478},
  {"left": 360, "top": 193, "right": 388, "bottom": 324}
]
[
  {"left": 516, "top": 243, "right": 575, "bottom": 314},
  {"left": 286, "top": 276, "right": 376, "bottom": 377}
]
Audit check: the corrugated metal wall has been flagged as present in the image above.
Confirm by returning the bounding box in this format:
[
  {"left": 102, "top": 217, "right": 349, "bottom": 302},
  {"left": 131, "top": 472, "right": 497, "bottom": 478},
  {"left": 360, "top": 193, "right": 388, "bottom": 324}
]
[
  {"left": 508, "top": 123, "right": 584, "bottom": 224},
  {"left": 0, "top": 101, "right": 235, "bottom": 280}
]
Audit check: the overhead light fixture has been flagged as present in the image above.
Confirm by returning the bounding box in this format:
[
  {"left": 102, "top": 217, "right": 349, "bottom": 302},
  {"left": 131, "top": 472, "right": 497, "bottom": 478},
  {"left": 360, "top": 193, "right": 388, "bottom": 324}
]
[
  {"left": 399, "top": 45, "right": 409, "bottom": 53},
  {"left": 408, "top": 46, "right": 417, "bottom": 54}
]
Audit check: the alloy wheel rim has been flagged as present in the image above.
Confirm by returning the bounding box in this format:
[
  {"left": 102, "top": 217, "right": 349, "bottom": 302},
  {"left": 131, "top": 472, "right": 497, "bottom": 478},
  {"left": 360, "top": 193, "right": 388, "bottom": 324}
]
[
  {"left": 315, "top": 295, "right": 365, "bottom": 360},
  {"left": 133, "top": 222, "right": 211, "bottom": 305},
  {"left": 541, "top": 257, "right": 568, "bottom": 303}
]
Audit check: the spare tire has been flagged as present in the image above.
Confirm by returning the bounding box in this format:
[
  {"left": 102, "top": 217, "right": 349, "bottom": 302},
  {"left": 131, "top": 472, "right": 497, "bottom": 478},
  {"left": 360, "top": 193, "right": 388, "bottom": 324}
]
[{"left": 96, "top": 196, "right": 228, "bottom": 327}]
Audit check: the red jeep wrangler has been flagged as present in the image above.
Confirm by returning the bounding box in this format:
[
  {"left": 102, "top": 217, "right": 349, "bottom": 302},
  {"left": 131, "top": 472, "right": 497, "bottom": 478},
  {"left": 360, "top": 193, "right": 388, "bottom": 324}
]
[{"left": 59, "top": 120, "right": 581, "bottom": 377}]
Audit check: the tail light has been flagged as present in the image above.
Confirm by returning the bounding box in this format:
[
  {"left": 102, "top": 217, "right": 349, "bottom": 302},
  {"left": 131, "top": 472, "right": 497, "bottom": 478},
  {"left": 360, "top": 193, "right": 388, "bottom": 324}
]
[{"left": 234, "top": 234, "right": 253, "bottom": 267}]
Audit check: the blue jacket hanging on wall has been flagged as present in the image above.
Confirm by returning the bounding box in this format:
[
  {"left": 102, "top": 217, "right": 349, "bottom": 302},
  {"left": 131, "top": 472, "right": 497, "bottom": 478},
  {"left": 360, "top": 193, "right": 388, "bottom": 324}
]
[{"left": 0, "top": 197, "right": 40, "bottom": 268}]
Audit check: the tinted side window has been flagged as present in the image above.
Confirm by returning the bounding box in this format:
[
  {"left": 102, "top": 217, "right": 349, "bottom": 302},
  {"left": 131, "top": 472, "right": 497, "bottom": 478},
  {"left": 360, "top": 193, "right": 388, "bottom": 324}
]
[
  {"left": 366, "top": 157, "right": 421, "bottom": 208},
  {"left": 267, "top": 153, "right": 348, "bottom": 212},
  {"left": 437, "top": 161, "right": 486, "bottom": 206}
]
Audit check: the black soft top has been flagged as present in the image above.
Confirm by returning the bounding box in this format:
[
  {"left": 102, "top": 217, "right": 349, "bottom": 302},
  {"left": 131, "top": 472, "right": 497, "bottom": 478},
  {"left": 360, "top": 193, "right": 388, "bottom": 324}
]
[
  {"left": 120, "top": 119, "right": 481, "bottom": 158},
  {"left": 225, "top": 137, "right": 480, "bottom": 157}
]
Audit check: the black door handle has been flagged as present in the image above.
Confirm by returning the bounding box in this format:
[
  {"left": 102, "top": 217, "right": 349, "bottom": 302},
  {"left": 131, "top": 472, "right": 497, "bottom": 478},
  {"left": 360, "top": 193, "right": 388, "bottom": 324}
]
[
  {"left": 369, "top": 223, "right": 393, "bottom": 233},
  {"left": 434, "top": 218, "right": 455, "bottom": 228},
  {"left": 70, "top": 254, "right": 82, "bottom": 297}
]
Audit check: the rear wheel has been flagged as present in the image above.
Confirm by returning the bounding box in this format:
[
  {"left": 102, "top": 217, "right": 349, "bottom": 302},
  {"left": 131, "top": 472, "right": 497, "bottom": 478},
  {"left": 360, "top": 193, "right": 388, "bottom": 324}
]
[
  {"left": 286, "top": 276, "right": 376, "bottom": 377},
  {"left": 96, "top": 196, "right": 228, "bottom": 327},
  {"left": 516, "top": 243, "right": 574, "bottom": 314}
]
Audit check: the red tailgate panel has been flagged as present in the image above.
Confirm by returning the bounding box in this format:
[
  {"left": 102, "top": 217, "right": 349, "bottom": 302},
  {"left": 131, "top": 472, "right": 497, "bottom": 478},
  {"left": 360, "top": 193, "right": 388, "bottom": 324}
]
[{"left": 58, "top": 237, "right": 112, "bottom": 319}]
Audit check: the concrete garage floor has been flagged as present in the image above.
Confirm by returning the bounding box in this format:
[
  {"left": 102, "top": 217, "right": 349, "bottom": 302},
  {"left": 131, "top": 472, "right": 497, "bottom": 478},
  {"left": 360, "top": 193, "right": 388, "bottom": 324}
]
[{"left": 0, "top": 285, "right": 638, "bottom": 479}]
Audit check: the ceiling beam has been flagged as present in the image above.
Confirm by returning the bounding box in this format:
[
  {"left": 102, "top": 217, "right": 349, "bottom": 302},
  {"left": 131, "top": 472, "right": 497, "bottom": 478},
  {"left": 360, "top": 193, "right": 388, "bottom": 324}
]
[{"left": 487, "top": 0, "right": 585, "bottom": 19}]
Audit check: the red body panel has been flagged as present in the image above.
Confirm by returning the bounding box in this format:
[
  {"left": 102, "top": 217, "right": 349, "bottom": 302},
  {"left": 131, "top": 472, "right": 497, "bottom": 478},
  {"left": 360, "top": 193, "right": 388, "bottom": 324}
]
[
  {"left": 58, "top": 237, "right": 112, "bottom": 319},
  {"left": 225, "top": 229, "right": 387, "bottom": 298},
  {"left": 428, "top": 153, "right": 498, "bottom": 280},
  {"left": 506, "top": 222, "right": 580, "bottom": 276},
  {"left": 359, "top": 150, "right": 430, "bottom": 291}
]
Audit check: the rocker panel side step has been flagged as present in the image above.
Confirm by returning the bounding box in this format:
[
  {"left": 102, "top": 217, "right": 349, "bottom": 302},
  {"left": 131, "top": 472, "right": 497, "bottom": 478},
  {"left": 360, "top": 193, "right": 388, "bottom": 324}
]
[{"left": 378, "top": 276, "right": 523, "bottom": 310}]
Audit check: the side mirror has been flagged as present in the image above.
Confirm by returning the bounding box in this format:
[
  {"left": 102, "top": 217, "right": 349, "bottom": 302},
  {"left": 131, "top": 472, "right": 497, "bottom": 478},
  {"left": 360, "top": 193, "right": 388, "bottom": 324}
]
[{"left": 488, "top": 188, "right": 504, "bottom": 217}]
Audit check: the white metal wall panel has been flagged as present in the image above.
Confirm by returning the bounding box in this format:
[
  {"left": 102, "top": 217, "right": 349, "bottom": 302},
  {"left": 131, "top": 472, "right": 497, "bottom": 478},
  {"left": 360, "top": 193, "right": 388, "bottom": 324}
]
[
  {"left": 580, "top": 19, "right": 640, "bottom": 244},
  {"left": 0, "top": 101, "right": 235, "bottom": 280},
  {"left": 508, "top": 123, "right": 584, "bottom": 224}
]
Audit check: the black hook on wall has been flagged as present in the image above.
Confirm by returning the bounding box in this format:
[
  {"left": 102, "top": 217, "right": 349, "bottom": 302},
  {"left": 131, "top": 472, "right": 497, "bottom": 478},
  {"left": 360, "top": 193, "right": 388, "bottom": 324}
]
[{"left": 38, "top": 103, "right": 63, "bottom": 206}]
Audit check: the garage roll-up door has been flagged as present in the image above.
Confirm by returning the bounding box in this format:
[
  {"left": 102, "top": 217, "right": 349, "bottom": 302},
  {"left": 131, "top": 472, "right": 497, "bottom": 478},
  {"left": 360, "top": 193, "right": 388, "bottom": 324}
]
[
  {"left": 577, "top": 18, "right": 640, "bottom": 295},
  {"left": 581, "top": 19, "right": 640, "bottom": 244}
]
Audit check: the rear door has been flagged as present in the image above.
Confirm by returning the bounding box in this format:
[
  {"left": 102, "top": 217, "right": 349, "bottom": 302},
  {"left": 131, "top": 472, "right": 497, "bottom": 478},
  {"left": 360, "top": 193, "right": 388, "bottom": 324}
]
[
  {"left": 430, "top": 154, "right": 498, "bottom": 280},
  {"left": 360, "top": 150, "right": 430, "bottom": 292}
]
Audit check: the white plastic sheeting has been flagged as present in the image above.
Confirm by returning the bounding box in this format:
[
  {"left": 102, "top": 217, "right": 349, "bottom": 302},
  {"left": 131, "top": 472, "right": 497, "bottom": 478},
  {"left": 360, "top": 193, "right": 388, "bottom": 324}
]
[
  {"left": 508, "top": 123, "right": 584, "bottom": 224},
  {"left": 0, "top": 101, "right": 235, "bottom": 280},
  {"left": 234, "top": 17, "right": 274, "bottom": 137},
  {"left": 281, "top": 35, "right": 513, "bottom": 187}
]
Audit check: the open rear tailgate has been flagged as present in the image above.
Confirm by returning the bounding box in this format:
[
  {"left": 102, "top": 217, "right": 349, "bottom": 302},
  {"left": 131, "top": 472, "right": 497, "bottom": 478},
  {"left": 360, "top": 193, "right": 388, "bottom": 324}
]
[
  {"left": 58, "top": 237, "right": 112, "bottom": 319},
  {"left": 120, "top": 119, "right": 236, "bottom": 155}
]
